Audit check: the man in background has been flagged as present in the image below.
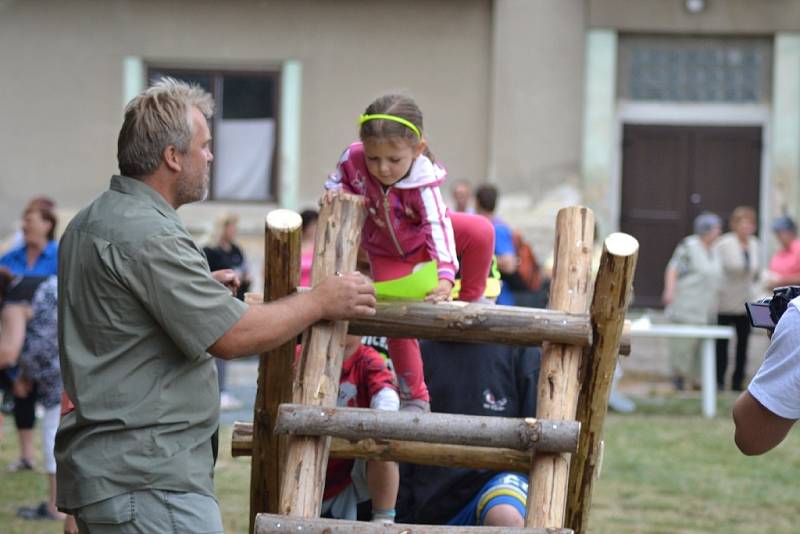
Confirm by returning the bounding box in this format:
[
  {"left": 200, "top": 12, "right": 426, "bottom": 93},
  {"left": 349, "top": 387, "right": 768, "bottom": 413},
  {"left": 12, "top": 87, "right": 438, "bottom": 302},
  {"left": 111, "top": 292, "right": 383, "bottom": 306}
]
[{"left": 475, "top": 184, "right": 518, "bottom": 306}]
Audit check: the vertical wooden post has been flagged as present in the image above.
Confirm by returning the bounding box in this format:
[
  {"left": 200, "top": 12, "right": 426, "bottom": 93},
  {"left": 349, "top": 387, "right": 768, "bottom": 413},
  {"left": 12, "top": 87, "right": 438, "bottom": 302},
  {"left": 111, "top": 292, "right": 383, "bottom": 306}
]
[
  {"left": 248, "top": 209, "right": 302, "bottom": 533},
  {"left": 527, "top": 206, "right": 595, "bottom": 528},
  {"left": 565, "top": 233, "right": 638, "bottom": 534},
  {"left": 279, "top": 193, "right": 366, "bottom": 517}
]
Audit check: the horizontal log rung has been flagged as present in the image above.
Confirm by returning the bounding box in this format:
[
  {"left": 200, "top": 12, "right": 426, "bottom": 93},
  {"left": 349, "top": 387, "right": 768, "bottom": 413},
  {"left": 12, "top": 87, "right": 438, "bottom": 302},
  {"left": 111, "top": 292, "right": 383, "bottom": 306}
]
[
  {"left": 274, "top": 404, "right": 580, "bottom": 453},
  {"left": 255, "top": 513, "right": 573, "bottom": 533},
  {"left": 232, "top": 421, "right": 533, "bottom": 471},
  {"left": 245, "top": 291, "right": 632, "bottom": 355}
]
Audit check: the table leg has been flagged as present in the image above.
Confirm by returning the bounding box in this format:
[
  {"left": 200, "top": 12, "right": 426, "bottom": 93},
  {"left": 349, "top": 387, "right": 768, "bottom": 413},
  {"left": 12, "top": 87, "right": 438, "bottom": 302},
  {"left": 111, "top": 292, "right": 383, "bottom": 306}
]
[{"left": 701, "top": 338, "right": 717, "bottom": 418}]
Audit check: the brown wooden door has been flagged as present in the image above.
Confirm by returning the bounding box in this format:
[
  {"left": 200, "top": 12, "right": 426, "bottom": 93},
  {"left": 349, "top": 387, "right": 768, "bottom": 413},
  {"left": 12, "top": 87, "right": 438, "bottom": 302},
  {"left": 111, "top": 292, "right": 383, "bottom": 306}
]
[{"left": 620, "top": 124, "right": 761, "bottom": 308}]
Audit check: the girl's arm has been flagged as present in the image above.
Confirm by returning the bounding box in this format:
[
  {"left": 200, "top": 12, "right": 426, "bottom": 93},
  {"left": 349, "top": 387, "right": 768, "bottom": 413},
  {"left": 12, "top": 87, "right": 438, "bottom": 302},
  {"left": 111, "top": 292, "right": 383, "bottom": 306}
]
[
  {"left": 414, "top": 184, "right": 458, "bottom": 283},
  {"left": 324, "top": 147, "right": 358, "bottom": 194}
]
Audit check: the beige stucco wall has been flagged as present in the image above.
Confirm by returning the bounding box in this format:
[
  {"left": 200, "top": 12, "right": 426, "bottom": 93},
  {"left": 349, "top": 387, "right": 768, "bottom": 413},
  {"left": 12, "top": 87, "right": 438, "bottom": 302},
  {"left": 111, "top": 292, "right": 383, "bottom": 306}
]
[
  {"left": 0, "top": 0, "right": 492, "bottom": 247},
  {"left": 488, "top": 0, "right": 587, "bottom": 254},
  {"left": 589, "top": 0, "right": 800, "bottom": 33}
]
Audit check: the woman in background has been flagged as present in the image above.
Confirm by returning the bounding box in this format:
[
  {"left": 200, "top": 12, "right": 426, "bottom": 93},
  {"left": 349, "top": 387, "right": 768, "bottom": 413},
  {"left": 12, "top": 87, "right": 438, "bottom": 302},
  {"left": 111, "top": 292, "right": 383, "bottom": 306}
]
[
  {"left": 713, "top": 207, "right": 760, "bottom": 391},
  {"left": 0, "top": 199, "right": 58, "bottom": 472},
  {"left": 662, "top": 212, "right": 723, "bottom": 391},
  {"left": 203, "top": 213, "right": 250, "bottom": 411}
]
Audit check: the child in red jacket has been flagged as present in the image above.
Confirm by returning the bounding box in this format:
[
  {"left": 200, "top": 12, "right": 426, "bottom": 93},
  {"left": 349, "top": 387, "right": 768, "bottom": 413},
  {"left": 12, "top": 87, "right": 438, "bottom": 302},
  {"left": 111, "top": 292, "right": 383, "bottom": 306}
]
[{"left": 315, "top": 334, "right": 400, "bottom": 523}]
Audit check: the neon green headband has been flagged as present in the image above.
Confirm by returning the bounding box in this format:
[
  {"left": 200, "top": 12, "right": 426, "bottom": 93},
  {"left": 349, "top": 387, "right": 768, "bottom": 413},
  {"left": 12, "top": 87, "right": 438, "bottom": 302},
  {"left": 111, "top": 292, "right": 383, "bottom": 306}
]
[{"left": 359, "top": 113, "right": 422, "bottom": 140}]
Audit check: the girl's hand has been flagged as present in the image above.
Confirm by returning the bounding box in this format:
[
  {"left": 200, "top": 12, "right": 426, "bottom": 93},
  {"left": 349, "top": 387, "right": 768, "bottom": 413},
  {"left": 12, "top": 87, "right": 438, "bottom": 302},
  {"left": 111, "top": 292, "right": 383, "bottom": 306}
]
[
  {"left": 320, "top": 189, "right": 341, "bottom": 206},
  {"left": 426, "top": 279, "right": 454, "bottom": 303}
]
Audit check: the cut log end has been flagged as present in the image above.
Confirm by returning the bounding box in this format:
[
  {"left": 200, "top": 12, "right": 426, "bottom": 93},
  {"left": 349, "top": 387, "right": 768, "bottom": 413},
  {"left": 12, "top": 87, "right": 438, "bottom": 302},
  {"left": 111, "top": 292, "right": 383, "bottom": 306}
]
[
  {"left": 266, "top": 209, "right": 302, "bottom": 232},
  {"left": 604, "top": 232, "right": 639, "bottom": 257}
]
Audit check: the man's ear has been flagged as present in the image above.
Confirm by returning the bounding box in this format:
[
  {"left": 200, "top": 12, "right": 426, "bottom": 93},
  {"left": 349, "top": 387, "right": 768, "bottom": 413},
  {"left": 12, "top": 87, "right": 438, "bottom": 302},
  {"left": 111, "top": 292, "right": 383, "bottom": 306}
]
[
  {"left": 163, "top": 145, "right": 182, "bottom": 173},
  {"left": 413, "top": 139, "right": 428, "bottom": 158}
]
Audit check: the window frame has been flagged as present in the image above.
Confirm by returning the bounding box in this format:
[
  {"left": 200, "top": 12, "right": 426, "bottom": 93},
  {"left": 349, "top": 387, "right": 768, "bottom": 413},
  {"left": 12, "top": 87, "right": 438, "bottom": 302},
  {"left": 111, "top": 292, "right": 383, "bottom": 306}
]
[{"left": 145, "top": 65, "right": 282, "bottom": 203}]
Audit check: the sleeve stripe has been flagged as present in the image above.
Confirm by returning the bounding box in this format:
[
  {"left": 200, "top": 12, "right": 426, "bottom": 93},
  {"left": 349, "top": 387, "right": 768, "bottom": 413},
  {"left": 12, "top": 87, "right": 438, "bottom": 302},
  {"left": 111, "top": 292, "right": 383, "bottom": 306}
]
[
  {"left": 420, "top": 187, "right": 458, "bottom": 269},
  {"left": 324, "top": 147, "right": 351, "bottom": 190}
]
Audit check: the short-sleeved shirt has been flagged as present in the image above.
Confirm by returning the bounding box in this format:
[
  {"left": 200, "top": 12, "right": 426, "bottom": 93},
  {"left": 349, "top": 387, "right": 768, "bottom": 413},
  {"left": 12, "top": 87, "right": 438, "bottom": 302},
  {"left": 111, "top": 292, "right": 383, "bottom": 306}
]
[
  {"left": 665, "top": 235, "right": 722, "bottom": 324},
  {"left": 748, "top": 297, "right": 800, "bottom": 420},
  {"left": 0, "top": 240, "right": 58, "bottom": 276},
  {"left": 768, "top": 239, "right": 800, "bottom": 278},
  {"left": 55, "top": 176, "right": 248, "bottom": 511}
]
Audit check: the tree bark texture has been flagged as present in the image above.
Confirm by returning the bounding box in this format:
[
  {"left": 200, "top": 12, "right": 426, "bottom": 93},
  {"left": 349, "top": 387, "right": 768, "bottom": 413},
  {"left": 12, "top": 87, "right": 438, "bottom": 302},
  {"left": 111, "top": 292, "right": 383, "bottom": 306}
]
[
  {"left": 278, "top": 194, "right": 366, "bottom": 517},
  {"left": 255, "top": 514, "right": 574, "bottom": 533},
  {"left": 527, "top": 206, "right": 595, "bottom": 528},
  {"left": 232, "top": 421, "right": 533, "bottom": 471},
  {"left": 274, "top": 404, "right": 579, "bottom": 453},
  {"left": 239, "top": 294, "right": 632, "bottom": 354},
  {"left": 248, "top": 209, "right": 301, "bottom": 533},
  {"left": 565, "top": 233, "right": 639, "bottom": 534}
]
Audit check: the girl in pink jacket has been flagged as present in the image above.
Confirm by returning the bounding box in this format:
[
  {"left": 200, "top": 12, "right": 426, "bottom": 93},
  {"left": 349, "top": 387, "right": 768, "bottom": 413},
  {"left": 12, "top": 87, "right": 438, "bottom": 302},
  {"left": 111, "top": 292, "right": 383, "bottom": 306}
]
[{"left": 324, "top": 94, "right": 494, "bottom": 409}]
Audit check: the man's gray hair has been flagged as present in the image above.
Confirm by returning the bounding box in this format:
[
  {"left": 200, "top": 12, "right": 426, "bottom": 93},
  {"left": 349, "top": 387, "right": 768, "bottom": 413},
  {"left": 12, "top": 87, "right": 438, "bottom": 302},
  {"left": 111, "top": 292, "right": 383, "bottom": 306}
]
[
  {"left": 117, "top": 77, "right": 214, "bottom": 178},
  {"left": 693, "top": 211, "right": 722, "bottom": 237}
]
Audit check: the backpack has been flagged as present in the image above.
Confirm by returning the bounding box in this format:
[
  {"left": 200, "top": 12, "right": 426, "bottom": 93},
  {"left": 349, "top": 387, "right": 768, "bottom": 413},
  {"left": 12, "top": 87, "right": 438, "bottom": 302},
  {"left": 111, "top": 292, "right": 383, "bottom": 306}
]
[{"left": 504, "top": 230, "right": 542, "bottom": 292}]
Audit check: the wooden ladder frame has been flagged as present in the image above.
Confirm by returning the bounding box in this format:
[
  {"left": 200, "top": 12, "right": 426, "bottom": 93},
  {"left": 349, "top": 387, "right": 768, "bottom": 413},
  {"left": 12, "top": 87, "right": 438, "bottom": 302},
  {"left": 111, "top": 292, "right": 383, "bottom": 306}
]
[{"left": 237, "top": 195, "right": 638, "bottom": 534}]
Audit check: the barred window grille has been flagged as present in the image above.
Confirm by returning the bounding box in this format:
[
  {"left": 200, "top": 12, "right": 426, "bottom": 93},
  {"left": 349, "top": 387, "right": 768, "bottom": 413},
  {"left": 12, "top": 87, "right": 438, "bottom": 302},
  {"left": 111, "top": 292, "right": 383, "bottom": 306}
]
[{"left": 618, "top": 36, "right": 772, "bottom": 103}]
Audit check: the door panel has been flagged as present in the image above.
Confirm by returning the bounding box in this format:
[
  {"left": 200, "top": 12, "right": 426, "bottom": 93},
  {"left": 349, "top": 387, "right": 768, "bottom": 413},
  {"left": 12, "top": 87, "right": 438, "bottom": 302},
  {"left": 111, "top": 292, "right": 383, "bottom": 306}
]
[
  {"left": 620, "top": 124, "right": 761, "bottom": 308},
  {"left": 620, "top": 125, "right": 690, "bottom": 308},
  {"left": 690, "top": 127, "right": 761, "bottom": 225}
]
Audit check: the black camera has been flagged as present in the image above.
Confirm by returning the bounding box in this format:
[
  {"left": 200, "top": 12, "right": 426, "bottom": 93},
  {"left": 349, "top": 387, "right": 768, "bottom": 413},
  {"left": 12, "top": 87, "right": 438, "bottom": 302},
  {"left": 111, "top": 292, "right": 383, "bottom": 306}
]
[{"left": 745, "top": 286, "right": 800, "bottom": 330}]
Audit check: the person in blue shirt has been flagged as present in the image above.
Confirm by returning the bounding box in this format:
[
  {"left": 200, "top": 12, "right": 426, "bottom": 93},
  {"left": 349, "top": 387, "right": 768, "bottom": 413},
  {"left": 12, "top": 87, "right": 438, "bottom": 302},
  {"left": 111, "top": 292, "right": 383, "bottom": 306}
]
[
  {"left": 0, "top": 199, "right": 58, "bottom": 277},
  {"left": 475, "top": 185, "right": 517, "bottom": 306}
]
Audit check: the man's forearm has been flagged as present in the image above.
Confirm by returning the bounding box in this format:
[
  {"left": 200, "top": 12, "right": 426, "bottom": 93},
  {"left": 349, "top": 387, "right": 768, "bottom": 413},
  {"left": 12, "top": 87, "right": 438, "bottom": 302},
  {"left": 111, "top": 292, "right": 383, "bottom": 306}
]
[
  {"left": 733, "top": 390, "right": 796, "bottom": 455},
  {"left": 209, "top": 271, "right": 376, "bottom": 359},
  {"left": 209, "top": 291, "right": 323, "bottom": 359}
]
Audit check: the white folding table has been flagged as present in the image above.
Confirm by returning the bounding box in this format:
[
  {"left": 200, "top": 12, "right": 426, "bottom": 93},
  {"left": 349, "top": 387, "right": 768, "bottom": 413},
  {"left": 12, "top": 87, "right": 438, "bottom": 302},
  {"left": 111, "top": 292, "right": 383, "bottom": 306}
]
[{"left": 629, "top": 323, "right": 736, "bottom": 418}]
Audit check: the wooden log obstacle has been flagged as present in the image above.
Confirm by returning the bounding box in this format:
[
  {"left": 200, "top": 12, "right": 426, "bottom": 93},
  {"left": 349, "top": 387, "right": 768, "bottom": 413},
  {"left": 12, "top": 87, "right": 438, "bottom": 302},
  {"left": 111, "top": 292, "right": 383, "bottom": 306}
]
[
  {"left": 255, "top": 515, "right": 573, "bottom": 533},
  {"left": 274, "top": 404, "right": 580, "bottom": 453},
  {"left": 239, "top": 196, "right": 638, "bottom": 534}
]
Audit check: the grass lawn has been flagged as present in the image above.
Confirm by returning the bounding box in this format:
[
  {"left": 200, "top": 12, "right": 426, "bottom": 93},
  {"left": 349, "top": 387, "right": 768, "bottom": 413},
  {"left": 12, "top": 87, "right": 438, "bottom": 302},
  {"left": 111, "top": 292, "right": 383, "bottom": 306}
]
[{"left": 1, "top": 393, "right": 798, "bottom": 533}]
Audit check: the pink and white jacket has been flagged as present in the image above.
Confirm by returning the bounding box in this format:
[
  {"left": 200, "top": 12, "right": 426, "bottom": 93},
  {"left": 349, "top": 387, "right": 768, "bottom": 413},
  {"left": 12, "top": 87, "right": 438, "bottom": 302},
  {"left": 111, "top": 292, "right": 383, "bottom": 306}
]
[{"left": 325, "top": 142, "right": 459, "bottom": 281}]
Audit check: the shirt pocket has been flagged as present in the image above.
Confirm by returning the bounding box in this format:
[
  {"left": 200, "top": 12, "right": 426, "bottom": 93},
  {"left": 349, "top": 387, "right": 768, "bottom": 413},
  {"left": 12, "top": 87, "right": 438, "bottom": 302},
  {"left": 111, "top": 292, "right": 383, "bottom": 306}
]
[{"left": 77, "top": 492, "right": 135, "bottom": 525}]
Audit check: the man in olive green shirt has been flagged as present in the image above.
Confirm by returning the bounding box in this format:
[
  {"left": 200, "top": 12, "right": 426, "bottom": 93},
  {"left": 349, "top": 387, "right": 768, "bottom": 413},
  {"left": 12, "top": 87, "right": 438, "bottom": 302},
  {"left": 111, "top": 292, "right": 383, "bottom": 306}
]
[{"left": 56, "top": 79, "right": 376, "bottom": 532}]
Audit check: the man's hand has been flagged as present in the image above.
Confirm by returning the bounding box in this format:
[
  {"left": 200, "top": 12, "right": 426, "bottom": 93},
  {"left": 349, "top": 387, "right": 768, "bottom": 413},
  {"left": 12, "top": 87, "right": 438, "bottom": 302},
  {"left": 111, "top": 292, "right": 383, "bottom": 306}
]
[
  {"left": 64, "top": 514, "right": 79, "bottom": 534},
  {"left": 212, "top": 269, "right": 241, "bottom": 296},
  {"left": 426, "top": 279, "right": 454, "bottom": 303},
  {"left": 313, "top": 272, "right": 376, "bottom": 320}
]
